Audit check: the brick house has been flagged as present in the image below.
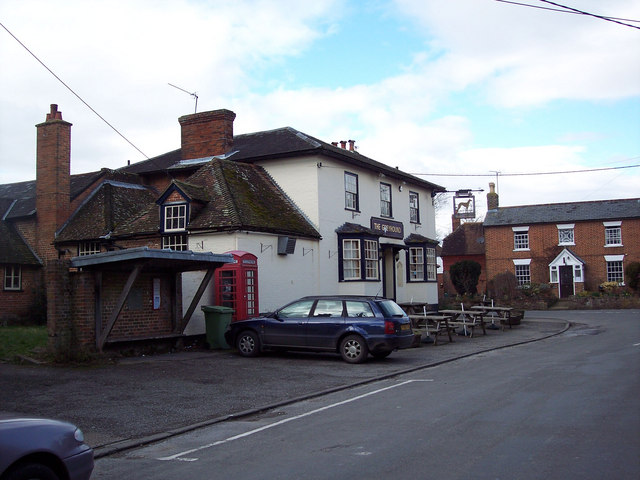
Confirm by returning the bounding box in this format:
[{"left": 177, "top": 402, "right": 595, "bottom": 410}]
[
  {"left": 483, "top": 183, "right": 640, "bottom": 297},
  {"left": 1, "top": 104, "right": 444, "bottom": 350}
]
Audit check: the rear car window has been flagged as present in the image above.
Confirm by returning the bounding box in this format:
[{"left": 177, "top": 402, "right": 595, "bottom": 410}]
[
  {"left": 376, "top": 300, "right": 406, "bottom": 317},
  {"left": 313, "top": 300, "right": 344, "bottom": 317},
  {"left": 345, "top": 301, "right": 375, "bottom": 318}
]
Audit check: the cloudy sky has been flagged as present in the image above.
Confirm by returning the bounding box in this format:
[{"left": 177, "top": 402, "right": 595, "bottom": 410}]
[{"left": 1, "top": 0, "right": 638, "bottom": 238}]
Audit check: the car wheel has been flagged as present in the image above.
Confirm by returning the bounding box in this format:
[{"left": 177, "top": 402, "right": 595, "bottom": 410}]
[
  {"left": 340, "top": 334, "right": 368, "bottom": 364},
  {"left": 236, "top": 330, "right": 260, "bottom": 357},
  {"left": 3, "top": 463, "right": 60, "bottom": 480},
  {"left": 371, "top": 350, "right": 392, "bottom": 360}
]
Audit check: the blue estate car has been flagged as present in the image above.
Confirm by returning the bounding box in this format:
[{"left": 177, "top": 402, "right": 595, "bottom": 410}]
[{"left": 224, "top": 296, "right": 414, "bottom": 363}]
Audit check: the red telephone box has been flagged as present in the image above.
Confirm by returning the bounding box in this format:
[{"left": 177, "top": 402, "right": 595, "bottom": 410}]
[{"left": 214, "top": 251, "right": 259, "bottom": 322}]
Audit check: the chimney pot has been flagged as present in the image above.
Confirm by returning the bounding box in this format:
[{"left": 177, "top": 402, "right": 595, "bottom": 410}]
[
  {"left": 339, "top": 140, "right": 346, "bottom": 149},
  {"left": 348, "top": 139, "right": 355, "bottom": 151}
]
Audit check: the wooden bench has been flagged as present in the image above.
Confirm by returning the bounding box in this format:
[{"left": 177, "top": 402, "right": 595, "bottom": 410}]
[
  {"left": 409, "top": 314, "right": 455, "bottom": 345},
  {"left": 439, "top": 309, "right": 487, "bottom": 338}
]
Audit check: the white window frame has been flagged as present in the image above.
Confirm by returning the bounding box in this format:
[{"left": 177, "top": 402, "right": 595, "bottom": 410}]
[
  {"left": 364, "top": 240, "right": 379, "bottom": 280},
  {"left": 426, "top": 247, "right": 437, "bottom": 281},
  {"left": 342, "top": 239, "right": 361, "bottom": 280},
  {"left": 513, "top": 258, "right": 531, "bottom": 285},
  {"left": 380, "top": 183, "right": 392, "bottom": 218},
  {"left": 409, "top": 191, "right": 420, "bottom": 224},
  {"left": 162, "top": 234, "right": 188, "bottom": 251},
  {"left": 605, "top": 254, "right": 624, "bottom": 284},
  {"left": 408, "top": 247, "right": 424, "bottom": 281},
  {"left": 513, "top": 226, "right": 530, "bottom": 251},
  {"left": 4, "top": 265, "right": 21, "bottom": 291},
  {"left": 78, "top": 241, "right": 101, "bottom": 256},
  {"left": 164, "top": 204, "right": 187, "bottom": 232},
  {"left": 603, "top": 221, "right": 622, "bottom": 247},
  {"left": 344, "top": 172, "right": 359, "bottom": 211},
  {"left": 557, "top": 224, "right": 575, "bottom": 246},
  {"left": 550, "top": 265, "right": 558, "bottom": 283}
]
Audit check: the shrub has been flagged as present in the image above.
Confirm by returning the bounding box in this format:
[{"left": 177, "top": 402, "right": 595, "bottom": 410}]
[
  {"left": 625, "top": 262, "right": 640, "bottom": 292},
  {"left": 449, "top": 260, "right": 482, "bottom": 295},
  {"left": 599, "top": 281, "right": 620, "bottom": 294},
  {"left": 488, "top": 271, "right": 518, "bottom": 300}
]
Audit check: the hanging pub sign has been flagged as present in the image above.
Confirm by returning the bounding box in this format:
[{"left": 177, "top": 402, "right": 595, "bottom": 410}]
[
  {"left": 371, "top": 217, "right": 404, "bottom": 239},
  {"left": 453, "top": 191, "right": 476, "bottom": 219}
]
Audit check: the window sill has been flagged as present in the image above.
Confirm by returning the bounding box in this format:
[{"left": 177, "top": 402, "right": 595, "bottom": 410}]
[
  {"left": 604, "top": 244, "right": 623, "bottom": 247},
  {"left": 513, "top": 248, "right": 530, "bottom": 252},
  {"left": 558, "top": 243, "right": 575, "bottom": 247}
]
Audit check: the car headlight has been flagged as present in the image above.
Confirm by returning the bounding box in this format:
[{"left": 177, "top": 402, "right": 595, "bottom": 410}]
[{"left": 74, "top": 428, "right": 85, "bottom": 443}]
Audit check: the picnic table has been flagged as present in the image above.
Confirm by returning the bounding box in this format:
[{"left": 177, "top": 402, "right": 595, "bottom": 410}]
[
  {"left": 408, "top": 314, "right": 455, "bottom": 345},
  {"left": 470, "top": 305, "right": 515, "bottom": 330},
  {"left": 438, "top": 309, "right": 487, "bottom": 337}
]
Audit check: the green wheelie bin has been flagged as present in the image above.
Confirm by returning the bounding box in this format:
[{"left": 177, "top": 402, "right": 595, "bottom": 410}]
[{"left": 201, "top": 305, "right": 234, "bottom": 349}]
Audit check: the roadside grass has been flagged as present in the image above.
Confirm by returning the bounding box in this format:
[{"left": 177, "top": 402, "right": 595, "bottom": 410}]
[{"left": 0, "top": 326, "right": 48, "bottom": 362}]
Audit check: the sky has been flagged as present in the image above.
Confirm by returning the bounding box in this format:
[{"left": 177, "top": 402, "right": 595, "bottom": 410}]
[{"left": 1, "top": 0, "right": 639, "bottom": 239}]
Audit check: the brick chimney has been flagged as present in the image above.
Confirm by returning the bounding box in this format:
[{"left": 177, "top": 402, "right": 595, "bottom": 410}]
[
  {"left": 178, "top": 109, "right": 236, "bottom": 160},
  {"left": 451, "top": 214, "right": 461, "bottom": 232},
  {"left": 36, "top": 104, "right": 72, "bottom": 260},
  {"left": 487, "top": 182, "right": 499, "bottom": 210}
]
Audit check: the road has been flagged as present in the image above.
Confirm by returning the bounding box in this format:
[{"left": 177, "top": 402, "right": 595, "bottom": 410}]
[{"left": 92, "top": 310, "right": 640, "bottom": 479}]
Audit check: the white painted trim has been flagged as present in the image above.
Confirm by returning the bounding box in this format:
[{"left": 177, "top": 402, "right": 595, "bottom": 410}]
[
  {"left": 513, "top": 258, "right": 531, "bottom": 265},
  {"left": 556, "top": 223, "right": 574, "bottom": 229},
  {"left": 512, "top": 226, "right": 529, "bottom": 232},
  {"left": 603, "top": 221, "right": 622, "bottom": 227},
  {"left": 604, "top": 254, "right": 625, "bottom": 262}
]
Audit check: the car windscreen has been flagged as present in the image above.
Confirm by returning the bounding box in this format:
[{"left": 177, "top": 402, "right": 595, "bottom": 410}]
[{"left": 376, "top": 300, "right": 406, "bottom": 317}]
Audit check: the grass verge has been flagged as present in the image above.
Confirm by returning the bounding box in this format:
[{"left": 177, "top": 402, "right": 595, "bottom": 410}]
[{"left": 0, "top": 326, "right": 48, "bottom": 362}]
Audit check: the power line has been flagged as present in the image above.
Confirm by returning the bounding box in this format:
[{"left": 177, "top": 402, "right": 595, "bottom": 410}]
[
  {"left": 412, "top": 163, "right": 640, "bottom": 177},
  {"left": 0, "top": 21, "right": 149, "bottom": 159},
  {"left": 495, "top": 0, "right": 640, "bottom": 29}
]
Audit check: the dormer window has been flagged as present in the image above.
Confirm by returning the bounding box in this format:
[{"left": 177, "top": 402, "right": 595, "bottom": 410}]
[{"left": 164, "top": 204, "right": 187, "bottom": 232}]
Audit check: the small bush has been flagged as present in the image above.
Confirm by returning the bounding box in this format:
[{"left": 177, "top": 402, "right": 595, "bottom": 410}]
[
  {"left": 449, "top": 260, "right": 482, "bottom": 295},
  {"left": 625, "top": 262, "right": 640, "bottom": 292}
]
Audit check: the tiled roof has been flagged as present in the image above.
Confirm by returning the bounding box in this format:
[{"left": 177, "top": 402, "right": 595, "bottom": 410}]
[
  {"left": 184, "top": 159, "right": 321, "bottom": 238},
  {"left": 404, "top": 233, "right": 439, "bottom": 245},
  {"left": 120, "top": 127, "right": 445, "bottom": 193},
  {"left": 441, "top": 223, "right": 485, "bottom": 256},
  {"left": 0, "top": 169, "right": 143, "bottom": 220},
  {"left": 0, "top": 220, "right": 41, "bottom": 265},
  {"left": 484, "top": 198, "right": 640, "bottom": 227},
  {"left": 335, "top": 222, "right": 379, "bottom": 236},
  {"left": 56, "top": 181, "right": 159, "bottom": 242}
]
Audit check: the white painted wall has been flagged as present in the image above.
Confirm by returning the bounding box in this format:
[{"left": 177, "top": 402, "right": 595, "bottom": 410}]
[{"left": 182, "top": 152, "right": 439, "bottom": 335}]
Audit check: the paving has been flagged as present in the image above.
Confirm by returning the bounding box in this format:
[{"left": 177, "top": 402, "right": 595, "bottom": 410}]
[{"left": 0, "top": 313, "right": 569, "bottom": 458}]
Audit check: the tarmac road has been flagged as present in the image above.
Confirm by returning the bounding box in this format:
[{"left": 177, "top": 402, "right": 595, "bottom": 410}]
[{"left": 0, "top": 311, "right": 579, "bottom": 457}]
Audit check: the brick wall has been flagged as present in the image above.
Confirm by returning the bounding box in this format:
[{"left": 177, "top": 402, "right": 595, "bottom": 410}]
[
  {"left": 0, "top": 266, "right": 45, "bottom": 324},
  {"left": 47, "top": 266, "right": 182, "bottom": 349},
  {"left": 485, "top": 218, "right": 640, "bottom": 291}
]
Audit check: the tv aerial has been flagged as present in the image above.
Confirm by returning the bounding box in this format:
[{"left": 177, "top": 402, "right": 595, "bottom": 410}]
[{"left": 168, "top": 83, "right": 198, "bottom": 113}]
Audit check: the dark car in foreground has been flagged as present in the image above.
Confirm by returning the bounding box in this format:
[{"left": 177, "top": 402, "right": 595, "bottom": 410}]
[
  {"left": 224, "top": 296, "right": 413, "bottom": 363},
  {"left": 0, "top": 416, "right": 94, "bottom": 480}
]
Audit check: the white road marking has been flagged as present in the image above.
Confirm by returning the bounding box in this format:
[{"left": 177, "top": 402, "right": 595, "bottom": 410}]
[
  {"left": 157, "top": 379, "right": 433, "bottom": 461},
  {"left": 633, "top": 342, "right": 640, "bottom": 347}
]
